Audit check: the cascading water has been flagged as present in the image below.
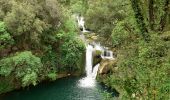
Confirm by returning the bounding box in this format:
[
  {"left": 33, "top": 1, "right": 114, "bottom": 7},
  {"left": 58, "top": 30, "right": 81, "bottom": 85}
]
[
  {"left": 92, "top": 64, "right": 100, "bottom": 79},
  {"left": 101, "top": 50, "right": 114, "bottom": 59},
  {"left": 77, "top": 16, "right": 89, "bottom": 32},
  {"left": 85, "top": 45, "right": 93, "bottom": 76},
  {"left": 94, "top": 43, "right": 114, "bottom": 59},
  {"left": 79, "top": 45, "right": 100, "bottom": 88},
  {"left": 77, "top": 15, "right": 114, "bottom": 88}
]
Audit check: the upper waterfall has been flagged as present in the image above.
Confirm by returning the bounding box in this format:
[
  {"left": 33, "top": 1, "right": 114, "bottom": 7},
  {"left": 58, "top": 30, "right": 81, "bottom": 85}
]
[{"left": 77, "top": 16, "right": 89, "bottom": 32}]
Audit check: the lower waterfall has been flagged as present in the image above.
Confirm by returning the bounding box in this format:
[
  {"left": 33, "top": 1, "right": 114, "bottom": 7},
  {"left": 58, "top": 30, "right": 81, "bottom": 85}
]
[{"left": 79, "top": 45, "right": 100, "bottom": 88}]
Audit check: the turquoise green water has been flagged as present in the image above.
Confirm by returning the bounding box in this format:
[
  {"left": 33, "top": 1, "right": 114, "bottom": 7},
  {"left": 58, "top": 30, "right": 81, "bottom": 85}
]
[{"left": 2, "top": 77, "right": 107, "bottom": 100}]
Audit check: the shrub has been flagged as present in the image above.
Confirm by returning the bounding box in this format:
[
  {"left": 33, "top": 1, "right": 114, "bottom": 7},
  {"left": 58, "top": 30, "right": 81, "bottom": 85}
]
[
  {"left": 47, "top": 72, "right": 57, "bottom": 81},
  {"left": 0, "top": 51, "right": 43, "bottom": 87},
  {"left": 61, "top": 38, "right": 85, "bottom": 71}
]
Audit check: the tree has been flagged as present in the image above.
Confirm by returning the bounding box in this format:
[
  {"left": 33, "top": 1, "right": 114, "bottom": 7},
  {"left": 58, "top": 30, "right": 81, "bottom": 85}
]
[
  {"left": 0, "top": 21, "right": 14, "bottom": 50},
  {"left": 0, "top": 51, "right": 43, "bottom": 87},
  {"left": 130, "top": 0, "right": 150, "bottom": 41}
]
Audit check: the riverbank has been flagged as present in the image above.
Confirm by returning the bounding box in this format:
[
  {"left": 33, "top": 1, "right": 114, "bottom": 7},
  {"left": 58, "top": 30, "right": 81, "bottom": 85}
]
[{"left": 0, "top": 70, "right": 83, "bottom": 95}]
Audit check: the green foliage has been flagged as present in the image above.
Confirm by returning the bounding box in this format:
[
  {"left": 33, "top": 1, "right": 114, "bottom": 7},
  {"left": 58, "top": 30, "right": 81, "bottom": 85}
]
[
  {"left": 0, "top": 57, "right": 14, "bottom": 76},
  {"left": 70, "top": 0, "right": 87, "bottom": 14},
  {"left": 47, "top": 72, "right": 57, "bottom": 81},
  {"left": 0, "top": 0, "right": 64, "bottom": 46},
  {"left": 0, "top": 0, "right": 86, "bottom": 94},
  {"left": 107, "top": 33, "right": 170, "bottom": 99},
  {"left": 130, "top": 0, "right": 149, "bottom": 41},
  {"left": 53, "top": 14, "right": 86, "bottom": 72},
  {"left": 14, "top": 51, "right": 42, "bottom": 87},
  {"left": 98, "top": 0, "right": 170, "bottom": 99},
  {"left": 0, "top": 21, "right": 14, "bottom": 49},
  {"left": 0, "top": 79, "right": 14, "bottom": 94},
  {"left": 102, "top": 91, "right": 114, "bottom": 100},
  {"left": 0, "top": 51, "right": 43, "bottom": 87},
  {"left": 41, "top": 46, "right": 58, "bottom": 73},
  {"left": 112, "top": 21, "right": 131, "bottom": 46},
  {"left": 61, "top": 38, "right": 85, "bottom": 71},
  {"left": 58, "top": 0, "right": 87, "bottom": 14},
  {"left": 95, "top": 50, "right": 102, "bottom": 56},
  {"left": 84, "top": 0, "right": 130, "bottom": 39},
  {"left": 22, "top": 72, "right": 38, "bottom": 87}
]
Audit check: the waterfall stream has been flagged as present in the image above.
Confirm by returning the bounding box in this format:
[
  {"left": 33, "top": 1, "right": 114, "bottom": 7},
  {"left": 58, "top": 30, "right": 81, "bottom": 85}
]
[
  {"left": 79, "top": 45, "right": 99, "bottom": 88},
  {"left": 77, "top": 16, "right": 89, "bottom": 32},
  {"left": 77, "top": 15, "right": 114, "bottom": 88},
  {"left": 85, "top": 45, "right": 93, "bottom": 77}
]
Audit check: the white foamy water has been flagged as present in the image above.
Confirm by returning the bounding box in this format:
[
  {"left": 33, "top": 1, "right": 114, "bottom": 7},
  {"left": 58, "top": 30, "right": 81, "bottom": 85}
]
[
  {"left": 92, "top": 64, "right": 100, "bottom": 79},
  {"left": 77, "top": 16, "right": 114, "bottom": 88},
  {"left": 101, "top": 50, "right": 114, "bottom": 59},
  {"left": 77, "top": 16, "right": 89, "bottom": 32},
  {"left": 79, "top": 45, "right": 100, "bottom": 88},
  {"left": 86, "top": 45, "right": 93, "bottom": 76}
]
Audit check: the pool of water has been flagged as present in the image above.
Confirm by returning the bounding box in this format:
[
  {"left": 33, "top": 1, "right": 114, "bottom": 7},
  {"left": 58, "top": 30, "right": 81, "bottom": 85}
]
[{"left": 1, "top": 77, "right": 108, "bottom": 100}]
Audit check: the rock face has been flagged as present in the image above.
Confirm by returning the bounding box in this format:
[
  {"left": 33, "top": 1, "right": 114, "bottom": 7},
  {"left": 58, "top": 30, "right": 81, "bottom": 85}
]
[
  {"left": 91, "top": 47, "right": 117, "bottom": 75},
  {"left": 98, "top": 59, "right": 117, "bottom": 75},
  {"left": 92, "top": 50, "right": 102, "bottom": 67}
]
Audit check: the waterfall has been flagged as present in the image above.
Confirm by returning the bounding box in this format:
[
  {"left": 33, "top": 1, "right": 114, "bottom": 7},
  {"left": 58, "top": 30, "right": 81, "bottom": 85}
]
[
  {"left": 92, "top": 64, "right": 100, "bottom": 79},
  {"left": 85, "top": 45, "right": 100, "bottom": 78},
  {"left": 101, "top": 50, "right": 114, "bottom": 59},
  {"left": 93, "top": 43, "right": 114, "bottom": 59},
  {"left": 79, "top": 45, "right": 100, "bottom": 88},
  {"left": 94, "top": 43, "right": 103, "bottom": 51},
  {"left": 79, "top": 44, "right": 114, "bottom": 88},
  {"left": 77, "top": 15, "right": 114, "bottom": 88},
  {"left": 77, "top": 16, "right": 89, "bottom": 32},
  {"left": 86, "top": 45, "right": 93, "bottom": 76}
]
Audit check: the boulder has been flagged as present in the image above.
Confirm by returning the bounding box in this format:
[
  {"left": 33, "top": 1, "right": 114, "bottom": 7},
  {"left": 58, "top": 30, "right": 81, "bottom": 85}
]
[{"left": 99, "top": 59, "right": 117, "bottom": 75}]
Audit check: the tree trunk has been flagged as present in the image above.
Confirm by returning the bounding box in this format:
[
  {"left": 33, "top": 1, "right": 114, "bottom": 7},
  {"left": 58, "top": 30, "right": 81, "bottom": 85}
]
[
  {"left": 159, "top": 0, "right": 170, "bottom": 31},
  {"left": 130, "top": 0, "right": 150, "bottom": 41},
  {"left": 148, "top": 0, "right": 154, "bottom": 30}
]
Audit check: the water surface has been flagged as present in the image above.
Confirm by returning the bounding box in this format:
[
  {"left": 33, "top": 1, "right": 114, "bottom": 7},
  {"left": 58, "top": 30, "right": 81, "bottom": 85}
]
[{"left": 2, "top": 77, "right": 105, "bottom": 100}]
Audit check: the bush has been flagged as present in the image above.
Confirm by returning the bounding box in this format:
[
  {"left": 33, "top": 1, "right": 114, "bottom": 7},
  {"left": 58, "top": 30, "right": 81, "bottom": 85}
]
[
  {"left": 41, "top": 46, "right": 58, "bottom": 72},
  {"left": 0, "top": 51, "right": 43, "bottom": 87},
  {"left": 47, "top": 72, "right": 57, "bottom": 81},
  {"left": 61, "top": 38, "right": 85, "bottom": 71},
  {"left": 0, "top": 79, "right": 14, "bottom": 94},
  {"left": 109, "top": 34, "right": 170, "bottom": 99}
]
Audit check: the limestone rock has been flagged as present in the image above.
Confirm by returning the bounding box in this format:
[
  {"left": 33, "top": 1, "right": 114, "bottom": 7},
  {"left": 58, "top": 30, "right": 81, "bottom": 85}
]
[{"left": 99, "top": 59, "right": 117, "bottom": 74}]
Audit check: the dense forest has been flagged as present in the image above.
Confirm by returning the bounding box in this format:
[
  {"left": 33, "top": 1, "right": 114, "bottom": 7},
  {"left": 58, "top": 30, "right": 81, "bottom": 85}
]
[
  {"left": 0, "top": 0, "right": 85, "bottom": 93},
  {"left": 0, "top": 0, "right": 170, "bottom": 100}
]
